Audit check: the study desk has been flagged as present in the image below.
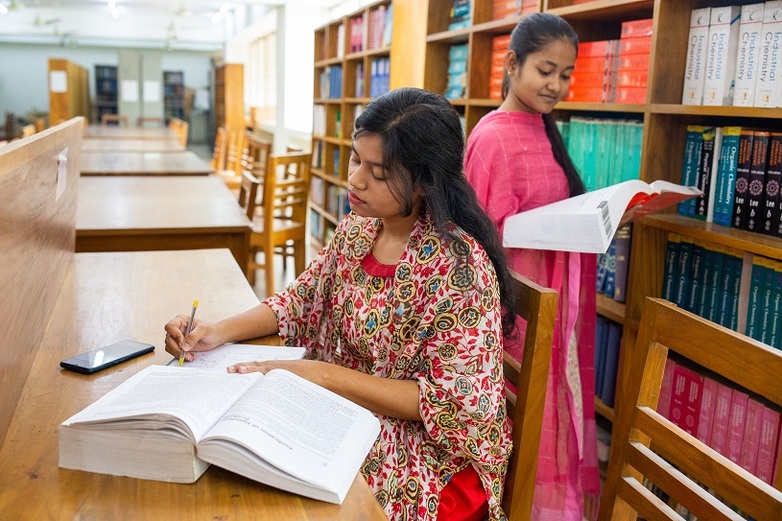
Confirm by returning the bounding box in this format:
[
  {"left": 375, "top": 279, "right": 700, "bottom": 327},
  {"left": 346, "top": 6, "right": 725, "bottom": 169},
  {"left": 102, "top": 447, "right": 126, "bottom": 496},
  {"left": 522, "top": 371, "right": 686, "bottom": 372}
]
[
  {"left": 76, "top": 176, "right": 250, "bottom": 270},
  {"left": 80, "top": 150, "right": 213, "bottom": 176},
  {"left": 84, "top": 125, "right": 179, "bottom": 140},
  {"left": 0, "top": 249, "right": 387, "bottom": 521},
  {"left": 81, "top": 137, "right": 184, "bottom": 153}
]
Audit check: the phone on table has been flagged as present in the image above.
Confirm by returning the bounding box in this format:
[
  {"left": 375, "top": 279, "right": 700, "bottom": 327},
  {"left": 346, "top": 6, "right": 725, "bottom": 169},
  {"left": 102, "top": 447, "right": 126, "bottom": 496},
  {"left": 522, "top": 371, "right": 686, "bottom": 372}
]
[{"left": 60, "top": 340, "right": 155, "bottom": 374}]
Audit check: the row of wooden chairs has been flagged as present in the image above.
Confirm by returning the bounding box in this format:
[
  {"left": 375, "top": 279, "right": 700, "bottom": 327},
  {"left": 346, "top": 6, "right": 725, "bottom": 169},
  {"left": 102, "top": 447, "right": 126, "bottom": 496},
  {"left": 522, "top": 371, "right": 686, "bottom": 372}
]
[{"left": 168, "top": 117, "right": 189, "bottom": 148}]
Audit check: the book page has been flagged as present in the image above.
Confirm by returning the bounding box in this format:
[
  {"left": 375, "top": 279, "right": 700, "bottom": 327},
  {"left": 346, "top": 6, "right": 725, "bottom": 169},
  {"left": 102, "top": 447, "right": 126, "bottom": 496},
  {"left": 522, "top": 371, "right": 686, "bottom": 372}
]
[
  {"left": 167, "top": 344, "right": 306, "bottom": 370},
  {"left": 199, "top": 369, "right": 380, "bottom": 488},
  {"left": 62, "top": 365, "right": 261, "bottom": 441}
]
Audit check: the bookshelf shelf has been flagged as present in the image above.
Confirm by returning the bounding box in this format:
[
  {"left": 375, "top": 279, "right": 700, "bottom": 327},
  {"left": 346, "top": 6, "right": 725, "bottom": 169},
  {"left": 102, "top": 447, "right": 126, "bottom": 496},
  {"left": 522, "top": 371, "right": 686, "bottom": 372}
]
[{"left": 309, "top": 0, "right": 427, "bottom": 247}]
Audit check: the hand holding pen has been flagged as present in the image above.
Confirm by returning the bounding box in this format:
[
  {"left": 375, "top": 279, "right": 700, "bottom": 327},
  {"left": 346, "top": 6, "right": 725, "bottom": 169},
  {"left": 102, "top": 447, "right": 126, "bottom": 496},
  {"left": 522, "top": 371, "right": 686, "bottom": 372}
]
[{"left": 178, "top": 299, "right": 198, "bottom": 366}]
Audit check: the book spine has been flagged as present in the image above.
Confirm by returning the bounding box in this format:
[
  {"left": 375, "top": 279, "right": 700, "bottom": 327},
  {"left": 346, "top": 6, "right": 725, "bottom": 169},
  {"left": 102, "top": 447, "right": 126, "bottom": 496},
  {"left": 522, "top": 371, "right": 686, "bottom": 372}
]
[
  {"left": 740, "top": 397, "right": 765, "bottom": 474},
  {"left": 745, "top": 131, "right": 770, "bottom": 232},
  {"left": 726, "top": 388, "right": 749, "bottom": 463},
  {"left": 763, "top": 133, "right": 782, "bottom": 236},
  {"left": 713, "top": 126, "right": 742, "bottom": 226},
  {"left": 696, "top": 375, "right": 718, "bottom": 444},
  {"left": 755, "top": 406, "right": 781, "bottom": 484},
  {"left": 599, "top": 321, "right": 622, "bottom": 408},
  {"left": 657, "top": 357, "right": 677, "bottom": 419},
  {"left": 760, "top": 257, "right": 777, "bottom": 347},
  {"left": 682, "top": 7, "right": 712, "bottom": 105},
  {"left": 673, "top": 235, "right": 694, "bottom": 308},
  {"left": 662, "top": 233, "right": 681, "bottom": 301},
  {"left": 611, "top": 224, "right": 632, "bottom": 303},
  {"left": 594, "top": 316, "right": 607, "bottom": 399},
  {"left": 679, "top": 125, "right": 706, "bottom": 217},
  {"left": 702, "top": 6, "right": 741, "bottom": 106},
  {"left": 710, "top": 381, "right": 734, "bottom": 455},
  {"left": 770, "top": 261, "right": 782, "bottom": 350},
  {"left": 695, "top": 127, "right": 717, "bottom": 219},
  {"left": 706, "top": 244, "right": 726, "bottom": 323},
  {"left": 732, "top": 129, "right": 756, "bottom": 229},
  {"left": 746, "top": 256, "right": 766, "bottom": 341},
  {"left": 687, "top": 240, "right": 706, "bottom": 314},
  {"left": 752, "top": 1, "right": 782, "bottom": 108},
  {"left": 733, "top": 3, "right": 766, "bottom": 107}
]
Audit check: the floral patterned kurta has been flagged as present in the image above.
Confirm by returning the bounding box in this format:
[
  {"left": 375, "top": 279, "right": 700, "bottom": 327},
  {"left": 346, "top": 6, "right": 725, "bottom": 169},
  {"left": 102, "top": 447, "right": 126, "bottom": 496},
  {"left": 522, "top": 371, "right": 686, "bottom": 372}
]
[{"left": 263, "top": 212, "right": 513, "bottom": 521}]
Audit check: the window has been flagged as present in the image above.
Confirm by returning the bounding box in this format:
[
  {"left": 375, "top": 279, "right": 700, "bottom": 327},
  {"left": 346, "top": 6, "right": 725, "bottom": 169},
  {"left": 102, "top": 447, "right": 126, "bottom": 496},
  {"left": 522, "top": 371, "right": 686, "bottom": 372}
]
[{"left": 247, "top": 31, "right": 277, "bottom": 126}]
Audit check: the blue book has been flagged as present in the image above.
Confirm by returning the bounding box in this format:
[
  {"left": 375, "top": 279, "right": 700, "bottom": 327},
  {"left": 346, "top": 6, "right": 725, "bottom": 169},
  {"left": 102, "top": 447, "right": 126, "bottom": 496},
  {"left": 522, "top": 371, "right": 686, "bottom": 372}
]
[
  {"left": 673, "top": 236, "right": 694, "bottom": 308},
  {"left": 595, "top": 316, "right": 608, "bottom": 399},
  {"left": 662, "top": 233, "right": 681, "bottom": 301},
  {"left": 745, "top": 257, "right": 766, "bottom": 340},
  {"left": 600, "top": 321, "right": 623, "bottom": 408},
  {"left": 603, "top": 240, "right": 617, "bottom": 299},
  {"left": 717, "top": 248, "right": 743, "bottom": 331},
  {"left": 686, "top": 240, "right": 706, "bottom": 314},
  {"left": 705, "top": 245, "right": 726, "bottom": 324},
  {"left": 713, "top": 126, "right": 742, "bottom": 226},
  {"left": 679, "top": 125, "right": 707, "bottom": 216}
]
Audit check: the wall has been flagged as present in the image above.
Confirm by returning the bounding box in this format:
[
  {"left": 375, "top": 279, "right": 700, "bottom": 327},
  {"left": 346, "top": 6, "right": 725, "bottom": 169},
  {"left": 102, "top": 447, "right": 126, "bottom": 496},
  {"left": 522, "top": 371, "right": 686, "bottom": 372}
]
[{"left": 0, "top": 42, "right": 214, "bottom": 132}]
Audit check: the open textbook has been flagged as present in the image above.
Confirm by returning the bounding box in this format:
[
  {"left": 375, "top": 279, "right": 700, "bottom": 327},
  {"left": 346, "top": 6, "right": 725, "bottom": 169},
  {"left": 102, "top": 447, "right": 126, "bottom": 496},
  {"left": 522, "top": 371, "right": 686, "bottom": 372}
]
[
  {"left": 166, "top": 343, "right": 306, "bottom": 369},
  {"left": 59, "top": 365, "right": 381, "bottom": 504},
  {"left": 503, "top": 179, "right": 702, "bottom": 253}
]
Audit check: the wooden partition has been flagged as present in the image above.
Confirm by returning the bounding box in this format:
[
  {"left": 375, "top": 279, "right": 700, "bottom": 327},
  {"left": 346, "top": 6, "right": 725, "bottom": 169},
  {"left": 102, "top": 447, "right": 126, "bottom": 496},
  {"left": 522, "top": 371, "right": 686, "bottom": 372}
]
[
  {"left": 49, "top": 59, "right": 91, "bottom": 124},
  {"left": 0, "top": 117, "right": 84, "bottom": 446}
]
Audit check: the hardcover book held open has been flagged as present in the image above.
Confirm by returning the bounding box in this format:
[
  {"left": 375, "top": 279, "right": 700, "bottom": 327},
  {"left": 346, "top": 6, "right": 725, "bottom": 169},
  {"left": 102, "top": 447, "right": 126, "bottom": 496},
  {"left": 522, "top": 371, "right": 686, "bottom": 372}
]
[
  {"left": 59, "top": 365, "right": 381, "bottom": 504},
  {"left": 503, "top": 179, "right": 702, "bottom": 254}
]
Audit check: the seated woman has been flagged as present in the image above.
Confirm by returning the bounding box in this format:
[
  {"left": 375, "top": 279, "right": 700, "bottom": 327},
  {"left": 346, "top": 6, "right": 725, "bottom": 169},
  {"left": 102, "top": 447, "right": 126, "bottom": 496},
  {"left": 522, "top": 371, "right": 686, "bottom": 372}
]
[{"left": 164, "top": 87, "right": 516, "bottom": 521}]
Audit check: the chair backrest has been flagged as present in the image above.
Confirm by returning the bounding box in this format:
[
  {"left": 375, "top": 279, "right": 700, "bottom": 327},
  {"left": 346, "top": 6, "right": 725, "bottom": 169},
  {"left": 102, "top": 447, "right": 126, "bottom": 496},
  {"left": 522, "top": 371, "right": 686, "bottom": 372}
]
[
  {"left": 168, "top": 117, "right": 189, "bottom": 147},
  {"left": 599, "top": 297, "right": 782, "bottom": 521},
  {"left": 224, "top": 128, "right": 247, "bottom": 175},
  {"left": 502, "top": 271, "right": 557, "bottom": 520},
  {"left": 211, "top": 127, "right": 227, "bottom": 171},
  {"left": 243, "top": 132, "right": 273, "bottom": 178},
  {"left": 262, "top": 151, "right": 312, "bottom": 234},
  {"left": 21, "top": 124, "right": 36, "bottom": 137},
  {"left": 101, "top": 114, "right": 128, "bottom": 127},
  {"left": 238, "top": 170, "right": 261, "bottom": 220}
]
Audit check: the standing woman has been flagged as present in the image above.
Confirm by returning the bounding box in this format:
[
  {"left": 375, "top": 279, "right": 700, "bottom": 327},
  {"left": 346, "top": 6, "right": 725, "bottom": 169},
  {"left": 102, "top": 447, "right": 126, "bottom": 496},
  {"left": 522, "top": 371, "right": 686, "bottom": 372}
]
[
  {"left": 166, "top": 88, "right": 518, "bottom": 520},
  {"left": 464, "top": 13, "right": 600, "bottom": 520}
]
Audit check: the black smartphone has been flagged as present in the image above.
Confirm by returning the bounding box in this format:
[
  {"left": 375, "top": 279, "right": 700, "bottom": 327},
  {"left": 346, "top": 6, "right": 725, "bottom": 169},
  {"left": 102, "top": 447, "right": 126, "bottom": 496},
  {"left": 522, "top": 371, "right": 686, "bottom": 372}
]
[{"left": 60, "top": 340, "right": 155, "bottom": 374}]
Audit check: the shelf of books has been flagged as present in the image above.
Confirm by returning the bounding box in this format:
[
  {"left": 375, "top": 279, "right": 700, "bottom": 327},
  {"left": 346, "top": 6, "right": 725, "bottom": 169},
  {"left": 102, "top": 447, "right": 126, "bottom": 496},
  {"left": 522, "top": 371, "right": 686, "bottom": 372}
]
[
  {"left": 310, "top": 0, "right": 427, "bottom": 248},
  {"left": 163, "top": 70, "right": 185, "bottom": 124},
  {"left": 425, "top": 0, "right": 782, "bottom": 496},
  {"left": 94, "top": 65, "right": 118, "bottom": 123}
]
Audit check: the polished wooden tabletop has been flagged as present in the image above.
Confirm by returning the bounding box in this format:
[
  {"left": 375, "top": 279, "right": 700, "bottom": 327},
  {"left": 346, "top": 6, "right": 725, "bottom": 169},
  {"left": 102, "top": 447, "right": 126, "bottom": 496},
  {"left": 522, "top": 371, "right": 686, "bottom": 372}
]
[
  {"left": 82, "top": 137, "right": 185, "bottom": 152},
  {"left": 75, "top": 176, "right": 250, "bottom": 270},
  {"left": 84, "top": 125, "right": 179, "bottom": 140},
  {"left": 0, "top": 249, "right": 386, "bottom": 520},
  {"left": 80, "top": 150, "right": 213, "bottom": 176}
]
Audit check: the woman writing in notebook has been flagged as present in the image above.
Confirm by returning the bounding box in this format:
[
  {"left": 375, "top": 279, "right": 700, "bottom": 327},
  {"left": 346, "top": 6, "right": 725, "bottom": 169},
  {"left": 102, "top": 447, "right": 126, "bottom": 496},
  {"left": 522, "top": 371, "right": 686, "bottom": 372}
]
[
  {"left": 165, "top": 88, "right": 516, "bottom": 521},
  {"left": 463, "top": 13, "right": 600, "bottom": 520}
]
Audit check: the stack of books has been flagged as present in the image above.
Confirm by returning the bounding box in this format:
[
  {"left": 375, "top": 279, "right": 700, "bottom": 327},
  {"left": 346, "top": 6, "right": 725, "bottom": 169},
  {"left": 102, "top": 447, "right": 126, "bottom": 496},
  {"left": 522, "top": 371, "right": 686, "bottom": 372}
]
[
  {"left": 614, "top": 18, "right": 652, "bottom": 104},
  {"left": 489, "top": 34, "right": 510, "bottom": 100}
]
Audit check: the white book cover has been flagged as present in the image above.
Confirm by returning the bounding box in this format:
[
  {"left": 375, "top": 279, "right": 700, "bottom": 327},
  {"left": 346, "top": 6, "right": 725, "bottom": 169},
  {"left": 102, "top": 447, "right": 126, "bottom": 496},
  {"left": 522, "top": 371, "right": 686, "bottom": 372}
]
[
  {"left": 682, "top": 7, "right": 712, "bottom": 105},
  {"left": 753, "top": 0, "right": 782, "bottom": 107},
  {"left": 733, "top": 3, "right": 766, "bottom": 107},
  {"left": 703, "top": 6, "right": 741, "bottom": 106}
]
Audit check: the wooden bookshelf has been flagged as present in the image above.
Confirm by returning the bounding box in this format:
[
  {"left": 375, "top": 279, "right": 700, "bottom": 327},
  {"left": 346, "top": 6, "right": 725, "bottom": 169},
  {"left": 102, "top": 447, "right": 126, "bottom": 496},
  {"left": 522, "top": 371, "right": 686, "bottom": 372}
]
[
  {"left": 94, "top": 65, "right": 118, "bottom": 123},
  {"left": 423, "top": 0, "right": 782, "bottom": 453},
  {"left": 309, "top": 0, "right": 427, "bottom": 248},
  {"left": 214, "top": 63, "right": 244, "bottom": 134},
  {"left": 163, "top": 70, "right": 185, "bottom": 124},
  {"left": 48, "top": 58, "right": 91, "bottom": 125}
]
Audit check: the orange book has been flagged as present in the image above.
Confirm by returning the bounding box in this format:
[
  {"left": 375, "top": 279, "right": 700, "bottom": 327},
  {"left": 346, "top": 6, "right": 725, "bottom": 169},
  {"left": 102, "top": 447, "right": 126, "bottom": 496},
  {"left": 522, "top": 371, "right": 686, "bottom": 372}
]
[
  {"left": 618, "top": 35, "right": 652, "bottom": 55},
  {"left": 614, "top": 86, "right": 647, "bottom": 104},
  {"left": 620, "top": 18, "right": 653, "bottom": 38},
  {"left": 616, "top": 70, "right": 648, "bottom": 88}
]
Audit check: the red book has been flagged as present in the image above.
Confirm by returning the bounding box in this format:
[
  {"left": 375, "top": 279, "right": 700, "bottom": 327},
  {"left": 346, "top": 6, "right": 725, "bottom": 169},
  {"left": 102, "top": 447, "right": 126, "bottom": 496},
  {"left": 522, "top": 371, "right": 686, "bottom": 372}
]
[
  {"left": 696, "top": 375, "right": 718, "bottom": 443},
  {"left": 739, "top": 397, "right": 765, "bottom": 474},
  {"left": 616, "top": 53, "right": 651, "bottom": 71},
  {"left": 614, "top": 86, "right": 647, "bottom": 104},
  {"left": 755, "top": 406, "right": 781, "bottom": 484},
  {"left": 656, "top": 358, "right": 677, "bottom": 418},
  {"left": 621, "top": 18, "right": 653, "bottom": 38},
  {"left": 618, "top": 35, "right": 652, "bottom": 55},
  {"left": 668, "top": 365, "right": 704, "bottom": 436},
  {"left": 710, "top": 381, "right": 734, "bottom": 454},
  {"left": 616, "top": 70, "right": 648, "bottom": 88},
  {"left": 578, "top": 40, "right": 618, "bottom": 58},
  {"left": 726, "top": 389, "right": 749, "bottom": 463}
]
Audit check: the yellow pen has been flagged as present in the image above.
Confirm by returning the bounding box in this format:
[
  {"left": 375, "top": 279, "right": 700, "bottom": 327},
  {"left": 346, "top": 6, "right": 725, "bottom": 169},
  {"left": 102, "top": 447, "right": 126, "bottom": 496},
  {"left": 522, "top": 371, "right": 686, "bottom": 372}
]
[{"left": 178, "top": 299, "right": 198, "bottom": 366}]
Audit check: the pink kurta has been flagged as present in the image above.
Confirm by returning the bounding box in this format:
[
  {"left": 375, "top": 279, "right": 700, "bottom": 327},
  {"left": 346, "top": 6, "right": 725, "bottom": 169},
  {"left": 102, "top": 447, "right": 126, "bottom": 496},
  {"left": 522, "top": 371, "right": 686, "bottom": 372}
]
[
  {"left": 465, "top": 110, "right": 600, "bottom": 520},
  {"left": 264, "top": 213, "right": 513, "bottom": 521}
]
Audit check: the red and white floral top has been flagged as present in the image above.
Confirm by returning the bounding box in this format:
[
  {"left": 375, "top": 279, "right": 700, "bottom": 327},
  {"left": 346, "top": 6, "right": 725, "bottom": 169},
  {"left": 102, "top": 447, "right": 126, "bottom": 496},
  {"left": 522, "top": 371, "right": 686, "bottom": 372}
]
[{"left": 264, "top": 212, "right": 512, "bottom": 520}]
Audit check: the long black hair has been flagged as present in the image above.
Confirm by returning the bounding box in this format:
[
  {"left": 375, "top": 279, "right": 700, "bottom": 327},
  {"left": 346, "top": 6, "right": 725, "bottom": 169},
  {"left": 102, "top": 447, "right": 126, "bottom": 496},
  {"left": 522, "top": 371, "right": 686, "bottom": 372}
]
[
  {"left": 507, "top": 12, "right": 586, "bottom": 197},
  {"left": 353, "top": 87, "right": 516, "bottom": 337}
]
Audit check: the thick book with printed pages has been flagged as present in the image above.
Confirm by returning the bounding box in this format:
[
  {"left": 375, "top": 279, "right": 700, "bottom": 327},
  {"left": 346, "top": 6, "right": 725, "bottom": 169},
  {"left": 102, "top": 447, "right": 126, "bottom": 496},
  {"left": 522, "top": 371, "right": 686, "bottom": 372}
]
[
  {"left": 59, "top": 365, "right": 381, "bottom": 504},
  {"left": 502, "top": 179, "right": 702, "bottom": 254}
]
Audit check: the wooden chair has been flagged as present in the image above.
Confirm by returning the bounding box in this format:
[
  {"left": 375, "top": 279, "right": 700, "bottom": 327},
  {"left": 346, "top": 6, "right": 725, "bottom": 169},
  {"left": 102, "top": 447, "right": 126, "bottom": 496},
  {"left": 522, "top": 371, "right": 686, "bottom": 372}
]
[
  {"left": 213, "top": 128, "right": 248, "bottom": 189},
  {"left": 137, "top": 117, "right": 165, "bottom": 128},
  {"left": 210, "top": 127, "right": 228, "bottom": 172},
  {"left": 20, "top": 124, "right": 36, "bottom": 137},
  {"left": 101, "top": 114, "right": 128, "bottom": 127},
  {"left": 168, "top": 117, "right": 189, "bottom": 147},
  {"left": 598, "top": 298, "right": 782, "bottom": 521},
  {"left": 241, "top": 151, "right": 312, "bottom": 293},
  {"left": 501, "top": 271, "right": 557, "bottom": 520},
  {"left": 216, "top": 131, "right": 270, "bottom": 192}
]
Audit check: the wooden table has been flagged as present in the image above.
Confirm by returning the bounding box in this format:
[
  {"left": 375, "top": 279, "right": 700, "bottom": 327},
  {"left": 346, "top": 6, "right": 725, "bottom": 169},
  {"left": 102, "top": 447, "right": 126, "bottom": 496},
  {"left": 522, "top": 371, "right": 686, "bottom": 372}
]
[
  {"left": 82, "top": 137, "right": 184, "bottom": 152},
  {"left": 80, "top": 150, "right": 213, "bottom": 176},
  {"left": 76, "top": 176, "right": 250, "bottom": 270},
  {"left": 0, "top": 249, "right": 386, "bottom": 521},
  {"left": 84, "top": 125, "right": 179, "bottom": 140}
]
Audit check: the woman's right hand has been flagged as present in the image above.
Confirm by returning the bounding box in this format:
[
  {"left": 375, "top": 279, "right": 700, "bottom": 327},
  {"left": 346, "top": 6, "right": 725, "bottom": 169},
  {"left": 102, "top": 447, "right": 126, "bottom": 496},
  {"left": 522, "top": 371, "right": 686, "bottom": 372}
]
[{"left": 163, "top": 315, "right": 223, "bottom": 362}]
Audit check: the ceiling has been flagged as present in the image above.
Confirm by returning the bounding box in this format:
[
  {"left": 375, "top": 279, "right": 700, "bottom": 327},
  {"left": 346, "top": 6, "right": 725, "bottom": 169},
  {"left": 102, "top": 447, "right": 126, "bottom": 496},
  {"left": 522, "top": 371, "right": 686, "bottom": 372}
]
[{"left": 0, "top": 0, "right": 342, "bottom": 51}]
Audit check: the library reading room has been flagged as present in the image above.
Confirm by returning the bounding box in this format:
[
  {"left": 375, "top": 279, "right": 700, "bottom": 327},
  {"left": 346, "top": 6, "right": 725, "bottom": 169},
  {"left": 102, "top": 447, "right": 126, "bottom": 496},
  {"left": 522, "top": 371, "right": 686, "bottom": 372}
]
[{"left": 2, "top": 1, "right": 782, "bottom": 520}]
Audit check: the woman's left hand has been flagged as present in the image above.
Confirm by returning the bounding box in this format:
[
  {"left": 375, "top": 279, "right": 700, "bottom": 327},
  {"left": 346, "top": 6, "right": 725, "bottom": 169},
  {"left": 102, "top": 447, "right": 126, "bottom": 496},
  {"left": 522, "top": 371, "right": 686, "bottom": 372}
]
[{"left": 227, "top": 359, "right": 329, "bottom": 387}]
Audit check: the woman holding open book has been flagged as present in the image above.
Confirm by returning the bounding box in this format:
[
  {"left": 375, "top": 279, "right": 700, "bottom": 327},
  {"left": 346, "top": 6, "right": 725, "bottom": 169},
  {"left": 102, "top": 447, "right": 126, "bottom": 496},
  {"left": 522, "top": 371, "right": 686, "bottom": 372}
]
[
  {"left": 165, "top": 88, "right": 516, "bottom": 521},
  {"left": 463, "top": 13, "right": 600, "bottom": 521}
]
